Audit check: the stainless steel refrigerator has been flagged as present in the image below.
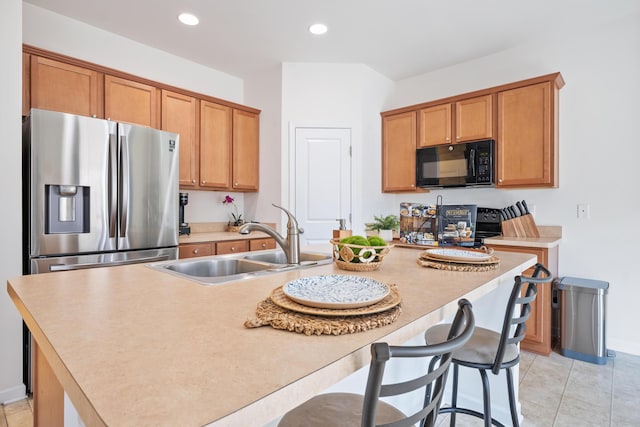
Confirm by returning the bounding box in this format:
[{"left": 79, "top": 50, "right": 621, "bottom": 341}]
[
  {"left": 24, "top": 108, "right": 179, "bottom": 273},
  {"left": 22, "top": 108, "right": 179, "bottom": 391}
]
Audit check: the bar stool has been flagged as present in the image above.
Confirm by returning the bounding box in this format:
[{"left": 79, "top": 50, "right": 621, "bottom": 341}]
[
  {"left": 278, "top": 299, "right": 475, "bottom": 427},
  {"left": 424, "top": 263, "right": 552, "bottom": 427}
]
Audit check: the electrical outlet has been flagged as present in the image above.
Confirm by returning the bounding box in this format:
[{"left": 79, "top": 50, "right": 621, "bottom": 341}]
[{"left": 577, "top": 203, "right": 590, "bottom": 219}]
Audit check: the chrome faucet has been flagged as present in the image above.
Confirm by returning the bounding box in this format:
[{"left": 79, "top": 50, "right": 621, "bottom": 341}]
[{"left": 239, "top": 204, "right": 303, "bottom": 264}]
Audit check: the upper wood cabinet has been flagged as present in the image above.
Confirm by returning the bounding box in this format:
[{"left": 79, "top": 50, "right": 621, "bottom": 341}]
[
  {"left": 199, "top": 101, "right": 233, "bottom": 189},
  {"left": 382, "top": 72, "right": 563, "bottom": 192},
  {"left": 161, "top": 90, "right": 199, "bottom": 187},
  {"left": 455, "top": 94, "right": 493, "bottom": 142},
  {"left": 22, "top": 53, "right": 30, "bottom": 116},
  {"left": 22, "top": 45, "right": 261, "bottom": 192},
  {"left": 232, "top": 109, "right": 260, "bottom": 191},
  {"left": 418, "top": 103, "right": 451, "bottom": 147},
  {"left": 28, "top": 55, "right": 103, "bottom": 118},
  {"left": 497, "top": 79, "right": 561, "bottom": 188},
  {"left": 418, "top": 95, "right": 493, "bottom": 148},
  {"left": 104, "top": 75, "right": 159, "bottom": 127},
  {"left": 382, "top": 111, "right": 417, "bottom": 192}
]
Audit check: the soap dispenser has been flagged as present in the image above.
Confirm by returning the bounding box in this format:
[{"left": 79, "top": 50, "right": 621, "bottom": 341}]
[{"left": 333, "top": 218, "right": 352, "bottom": 239}]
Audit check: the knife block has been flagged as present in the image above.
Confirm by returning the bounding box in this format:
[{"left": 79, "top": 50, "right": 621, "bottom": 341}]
[{"left": 501, "top": 214, "right": 540, "bottom": 238}]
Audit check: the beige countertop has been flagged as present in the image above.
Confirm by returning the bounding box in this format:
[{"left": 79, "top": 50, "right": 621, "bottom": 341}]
[
  {"left": 7, "top": 248, "right": 536, "bottom": 427},
  {"left": 484, "top": 225, "right": 563, "bottom": 249}
]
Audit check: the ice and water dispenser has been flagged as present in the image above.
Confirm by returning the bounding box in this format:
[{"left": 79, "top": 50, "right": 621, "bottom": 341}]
[{"left": 44, "top": 184, "right": 90, "bottom": 234}]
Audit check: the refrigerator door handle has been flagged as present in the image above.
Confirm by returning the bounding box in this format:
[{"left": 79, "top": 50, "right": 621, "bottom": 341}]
[
  {"left": 108, "top": 132, "right": 118, "bottom": 238},
  {"left": 48, "top": 255, "right": 172, "bottom": 272},
  {"left": 119, "top": 134, "right": 129, "bottom": 238}
]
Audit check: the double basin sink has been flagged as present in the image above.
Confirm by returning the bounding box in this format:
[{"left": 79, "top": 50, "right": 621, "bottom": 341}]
[{"left": 148, "top": 249, "right": 333, "bottom": 285}]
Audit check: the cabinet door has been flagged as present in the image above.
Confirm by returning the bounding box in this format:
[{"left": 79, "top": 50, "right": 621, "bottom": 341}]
[
  {"left": 418, "top": 103, "right": 452, "bottom": 147},
  {"left": 22, "top": 53, "right": 30, "bottom": 116},
  {"left": 104, "top": 75, "right": 158, "bottom": 127},
  {"left": 455, "top": 94, "right": 493, "bottom": 143},
  {"left": 232, "top": 109, "right": 260, "bottom": 191},
  {"left": 488, "top": 244, "right": 558, "bottom": 355},
  {"left": 29, "top": 56, "right": 102, "bottom": 118},
  {"left": 250, "top": 238, "right": 276, "bottom": 251},
  {"left": 199, "top": 101, "right": 232, "bottom": 189},
  {"left": 497, "top": 82, "right": 556, "bottom": 187},
  {"left": 382, "top": 111, "right": 417, "bottom": 192},
  {"left": 216, "top": 240, "right": 249, "bottom": 255},
  {"left": 161, "top": 90, "right": 199, "bottom": 187},
  {"left": 179, "top": 243, "right": 213, "bottom": 259}
]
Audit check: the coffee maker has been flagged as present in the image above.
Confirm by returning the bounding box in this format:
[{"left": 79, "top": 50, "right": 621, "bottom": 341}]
[{"left": 179, "top": 192, "right": 191, "bottom": 235}]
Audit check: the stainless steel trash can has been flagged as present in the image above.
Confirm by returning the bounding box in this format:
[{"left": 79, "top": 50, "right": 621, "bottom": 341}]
[{"left": 556, "top": 277, "right": 609, "bottom": 364}]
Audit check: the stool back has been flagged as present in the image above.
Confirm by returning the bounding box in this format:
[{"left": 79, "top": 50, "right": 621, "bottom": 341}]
[
  {"left": 362, "top": 299, "right": 475, "bottom": 427},
  {"left": 492, "top": 263, "right": 553, "bottom": 374}
]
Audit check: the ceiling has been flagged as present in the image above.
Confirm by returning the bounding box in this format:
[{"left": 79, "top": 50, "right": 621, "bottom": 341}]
[{"left": 23, "top": 0, "right": 640, "bottom": 81}]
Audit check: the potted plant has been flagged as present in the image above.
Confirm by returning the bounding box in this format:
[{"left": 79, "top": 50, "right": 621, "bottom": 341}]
[
  {"left": 365, "top": 214, "right": 400, "bottom": 242},
  {"left": 222, "top": 195, "right": 244, "bottom": 231}
]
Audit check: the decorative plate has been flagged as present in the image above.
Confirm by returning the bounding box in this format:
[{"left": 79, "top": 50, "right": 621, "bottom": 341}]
[
  {"left": 270, "top": 286, "right": 401, "bottom": 316},
  {"left": 425, "top": 248, "right": 492, "bottom": 262},
  {"left": 282, "top": 275, "right": 390, "bottom": 309}
]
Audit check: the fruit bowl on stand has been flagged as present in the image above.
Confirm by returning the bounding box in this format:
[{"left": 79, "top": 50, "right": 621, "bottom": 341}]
[{"left": 329, "top": 236, "right": 392, "bottom": 272}]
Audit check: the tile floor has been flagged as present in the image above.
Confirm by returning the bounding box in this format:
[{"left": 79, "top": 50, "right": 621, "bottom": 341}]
[{"left": 1, "top": 350, "right": 638, "bottom": 426}]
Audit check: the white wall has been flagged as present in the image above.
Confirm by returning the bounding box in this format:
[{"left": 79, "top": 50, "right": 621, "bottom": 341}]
[
  {"left": 281, "top": 63, "right": 395, "bottom": 234},
  {"left": 243, "top": 65, "right": 284, "bottom": 228},
  {"left": 390, "top": 13, "right": 640, "bottom": 355},
  {"left": 0, "top": 0, "right": 26, "bottom": 403}
]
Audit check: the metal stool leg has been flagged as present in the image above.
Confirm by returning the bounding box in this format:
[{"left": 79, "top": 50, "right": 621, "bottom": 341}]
[
  {"left": 506, "top": 367, "right": 520, "bottom": 427},
  {"left": 449, "top": 363, "right": 459, "bottom": 427},
  {"left": 479, "top": 369, "right": 492, "bottom": 427}
]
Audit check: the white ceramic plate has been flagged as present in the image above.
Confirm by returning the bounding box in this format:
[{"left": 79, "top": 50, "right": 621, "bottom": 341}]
[
  {"left": 425, "top": 248, "right": 492, "bottom": 262},
  {"left": 282, "top": 275, "right": 390, "bottom": 309}
]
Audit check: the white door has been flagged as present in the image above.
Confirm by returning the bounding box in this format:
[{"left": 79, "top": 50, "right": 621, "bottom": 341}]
[{"left": 294, "top": 127, "right": 351, "bottom": 246}]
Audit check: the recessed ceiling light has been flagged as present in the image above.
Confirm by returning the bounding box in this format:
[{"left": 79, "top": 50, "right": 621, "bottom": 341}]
[
  {"left": 309, "top": 23, "right": 328, "bottom": 35},
  {"left": 178, "top": 13, "right": 199, "bottom": 26}
]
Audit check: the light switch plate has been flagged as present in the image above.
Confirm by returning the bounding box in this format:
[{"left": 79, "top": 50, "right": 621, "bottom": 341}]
[{"left": 577, "top": 203, "right": 590, "bottom": 219}]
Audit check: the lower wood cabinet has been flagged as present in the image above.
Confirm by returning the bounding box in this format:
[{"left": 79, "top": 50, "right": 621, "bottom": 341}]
[
  {"left": 179, "top": 242, "right": 214, "bottom": 259},
  {"left": 249, "top": 238, "right": 277, "bottom": 251},
  {"left": 487, "top": 244, "right": 559, "bottom": 355},
  {"left": 216, "top": 240, "right": 249, "bottom": 255},
  {"left": 179, "top": 238, "right": 277, "bottom": 259}
]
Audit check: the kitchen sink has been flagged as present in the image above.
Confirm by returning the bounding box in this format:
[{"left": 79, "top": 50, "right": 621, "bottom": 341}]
[
  {"left": 165, "top": 258, "right": 271, "bottom": 277},
  {"left": 148, "top": 249, "right": 333, "bottom": 285},
  {"left": 243, "top": 251, "right": 332, "bottom": 265}
]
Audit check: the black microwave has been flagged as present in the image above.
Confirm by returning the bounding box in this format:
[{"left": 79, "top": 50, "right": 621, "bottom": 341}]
[{"left": 416, "top": 139, "right": 494, "bottom": 188}]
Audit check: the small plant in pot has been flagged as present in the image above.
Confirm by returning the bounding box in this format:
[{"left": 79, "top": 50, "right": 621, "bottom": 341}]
[{"left": 365, "top": 214, "right": 400, "bottom": 242}]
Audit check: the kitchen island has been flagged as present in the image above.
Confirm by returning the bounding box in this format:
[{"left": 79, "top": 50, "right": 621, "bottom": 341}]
[{"left": 7, "top": 247, "right": 536, "bottom": 427}]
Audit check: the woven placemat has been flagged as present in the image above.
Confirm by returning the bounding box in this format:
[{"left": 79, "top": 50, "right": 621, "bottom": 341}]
[
  {"left": 416, "top": 257, "right": 500, "bottom": 272},
  {"left": 270, "top": 286, "right": 402, "bottom": 317},
  {"left": 245, "top": 286, "right": 402, "bottom": 335}
]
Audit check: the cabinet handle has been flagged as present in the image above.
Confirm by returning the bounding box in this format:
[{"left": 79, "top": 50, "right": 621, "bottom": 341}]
[
  {"left": 201, "top": 180, "right": 206, "bottom": 184},
  {"left": 261, "top": 243, "right": 266, "bottom": 248},
  {"left": 456, "top": 136, "right": 461, "bottom": 140},
  {"left": 192, "top": 179, "right": 196, "bottom": 184},
  {"left": 234, "top": 182, "right": 238, "bottom": 186},
  {"left": 499, "top": 179, "right": 503, "bottom": 183},
  {"left": 231, "top": 246, "right": 236, "bottom": 251},
  {"left": 193, "top": 249, "right": 199, "bottom": 254}
]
